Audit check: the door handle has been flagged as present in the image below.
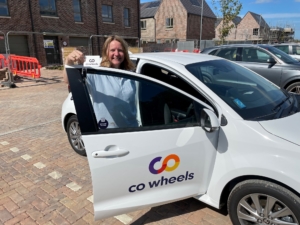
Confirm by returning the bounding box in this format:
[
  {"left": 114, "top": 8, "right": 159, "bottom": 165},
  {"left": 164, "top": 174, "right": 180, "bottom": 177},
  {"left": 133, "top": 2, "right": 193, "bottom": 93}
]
[{"left": 92, "top": 146, "right": 129, "bottom": 158}]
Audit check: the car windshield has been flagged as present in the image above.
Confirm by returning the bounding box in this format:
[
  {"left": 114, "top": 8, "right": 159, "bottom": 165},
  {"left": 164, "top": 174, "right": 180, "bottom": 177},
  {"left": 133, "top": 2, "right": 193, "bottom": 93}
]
[
  {"left": 260, "top": 46, "right": 298, "bottom": 64},
  {"left": 186, "top": 60, "right": 299, "bottom": 121}
]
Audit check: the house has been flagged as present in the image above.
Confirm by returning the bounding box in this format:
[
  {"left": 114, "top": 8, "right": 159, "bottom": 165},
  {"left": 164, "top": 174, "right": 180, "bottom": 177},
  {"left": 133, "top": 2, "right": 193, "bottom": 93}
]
[
  {"left": 140, "top": 0, "right": 216, "bottom": 45},
  {"left": 0, "top": 0, "right": 140, "bottom": 66},
  {"left": 236, "top": 11, "right": 269, "bottom": 42},
  {"left": 215, "top": 16, "right": 242, "bottom": 41},
  {"left": 215, "top": 11, "right": 270, "bottom": 43}
]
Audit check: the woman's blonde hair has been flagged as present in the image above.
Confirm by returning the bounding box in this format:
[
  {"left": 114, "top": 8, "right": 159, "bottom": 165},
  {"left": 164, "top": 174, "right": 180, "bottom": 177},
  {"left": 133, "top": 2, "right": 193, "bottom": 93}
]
[{"left": 100, "top": 35, "right": 135, "bottom": 71}]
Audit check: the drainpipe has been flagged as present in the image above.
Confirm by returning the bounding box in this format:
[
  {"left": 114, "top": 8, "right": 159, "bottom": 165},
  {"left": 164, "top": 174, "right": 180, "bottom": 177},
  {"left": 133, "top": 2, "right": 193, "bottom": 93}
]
[
  {"left": 28, "top": 0, "right": 38, "bottom": 58},
  {"left": 94, "top": 0, "right": 100, "bottom": 55},
  {"left": 137, "top": 0, "right": 141, "bottom": 47}
]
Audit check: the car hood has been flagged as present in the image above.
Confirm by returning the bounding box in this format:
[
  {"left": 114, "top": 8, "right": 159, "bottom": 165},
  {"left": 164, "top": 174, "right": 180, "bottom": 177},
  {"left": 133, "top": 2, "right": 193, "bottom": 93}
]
[{"left": 259, "top": 112, "right": 300, "bottom": 146}]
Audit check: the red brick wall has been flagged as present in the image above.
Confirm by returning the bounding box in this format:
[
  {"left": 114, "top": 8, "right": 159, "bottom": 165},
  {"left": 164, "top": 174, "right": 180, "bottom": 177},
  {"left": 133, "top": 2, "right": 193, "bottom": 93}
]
[
  {"left": 0, "top": 0, "right": 139, "bottom": 66},
  {"left": 187, "top": 15, "right": 215, "bottom": 40},
  {"left": 155, "top": 0, "right": 188, "bottom": 40}
]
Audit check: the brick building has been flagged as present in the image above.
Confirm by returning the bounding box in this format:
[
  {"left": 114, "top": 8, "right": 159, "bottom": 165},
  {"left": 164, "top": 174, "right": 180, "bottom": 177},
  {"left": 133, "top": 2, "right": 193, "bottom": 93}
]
[
  {"left": 0, "top": 0, "right": 140, "bottom": 66},
  {"left": 215, "top": 12, "right": 270, "bottom": 43},
  {"left": 140, "top": 0, "right": 216, "bottom": 45}
]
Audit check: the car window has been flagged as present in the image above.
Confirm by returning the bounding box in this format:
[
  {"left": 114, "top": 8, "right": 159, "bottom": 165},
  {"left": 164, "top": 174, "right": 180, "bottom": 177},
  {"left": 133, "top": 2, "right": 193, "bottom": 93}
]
[
  {"left": 215, "top": 48, "right": 237, "bottom": 61},
  {"left": 292, "top": 46, "right": 300, "bottom": 55},
  {"left": 208, "top": 49, "right": 218, "bottom": 55},
  {"left": 274, "top": 45, "right": 289, "bottom": 54},
  {"left": 242, "top": 47, "right": 272, "bottom": 63},
  {"left": 186, "top": 60, "right": 289, "bottom": 121},
  {"left": 85, "top": 71, "right": 206, "bottom": 131},
  {"left": 260, "top": 46, "right": 298, "bottom": 64}
]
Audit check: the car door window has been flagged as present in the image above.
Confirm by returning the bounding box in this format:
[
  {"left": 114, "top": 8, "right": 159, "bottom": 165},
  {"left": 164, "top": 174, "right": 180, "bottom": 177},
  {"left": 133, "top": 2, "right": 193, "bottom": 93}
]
[
  {"left": 85, "top": 70, "right": 208, "bottom": 132},
  {"left": 242, "top": 48, "right": 272, "bottom": 63},
  {"left": 215, "top": 48, "right": 237, "bottom": 61},
  {"left": 208, "top": 49, "right": 218, "bottom": 55},
  {"left": 292, "top": 46, "right": 300, "bottom": 55},
  {"left": 274, "top": 45, "right": 289, "bottom": 54}
]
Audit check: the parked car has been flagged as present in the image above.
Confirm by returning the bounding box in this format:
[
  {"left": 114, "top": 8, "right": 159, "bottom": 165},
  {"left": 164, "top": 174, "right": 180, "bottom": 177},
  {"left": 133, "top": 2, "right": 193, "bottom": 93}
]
[
  {"left": 201, "top": 44, "right": 300, "bottom": 93},
  {"left": 272, "top": 43, "right": 300, "bottom": 61},
  {"left": 64, "top": 52, "right": 300, "bottom": 224}
]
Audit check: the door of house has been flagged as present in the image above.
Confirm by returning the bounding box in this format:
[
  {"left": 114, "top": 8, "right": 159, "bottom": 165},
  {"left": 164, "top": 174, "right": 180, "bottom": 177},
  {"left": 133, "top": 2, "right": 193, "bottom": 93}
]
[{"left": 44, "top": 36, "right": 61, "bottom": 65}]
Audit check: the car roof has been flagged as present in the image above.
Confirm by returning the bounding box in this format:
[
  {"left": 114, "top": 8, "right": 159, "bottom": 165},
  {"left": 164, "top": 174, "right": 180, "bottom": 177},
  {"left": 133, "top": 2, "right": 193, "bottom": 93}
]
[
  {"left": 131, "top": 52, "right": 219, "bottom": 66},
  {"left": 272, "top": 43, "right": 300, "bottom": 46}
]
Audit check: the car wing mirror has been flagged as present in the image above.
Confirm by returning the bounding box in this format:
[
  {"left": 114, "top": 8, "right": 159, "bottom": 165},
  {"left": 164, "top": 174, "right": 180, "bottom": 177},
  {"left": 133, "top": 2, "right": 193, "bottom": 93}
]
[
  {"left": 267, "top": 58, "right": 276, "bottom": 64},
  {"left": 200, "top": 108, "right": 220, "bottom": 133}
]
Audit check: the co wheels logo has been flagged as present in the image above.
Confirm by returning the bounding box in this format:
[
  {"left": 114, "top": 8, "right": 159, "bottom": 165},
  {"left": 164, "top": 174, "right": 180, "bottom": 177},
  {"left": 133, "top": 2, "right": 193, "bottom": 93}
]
[{"left": 149, "top": 154, "right": 180, "bottom": 174}]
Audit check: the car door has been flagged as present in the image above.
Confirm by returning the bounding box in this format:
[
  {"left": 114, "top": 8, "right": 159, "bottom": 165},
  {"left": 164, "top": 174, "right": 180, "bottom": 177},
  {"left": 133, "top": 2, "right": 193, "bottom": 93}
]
[
  {"left": 66, "top": 66, "right": 219, "bottom": 220},
  {"left": 239, "top": 47, "right": 282, "bottom": 86}
]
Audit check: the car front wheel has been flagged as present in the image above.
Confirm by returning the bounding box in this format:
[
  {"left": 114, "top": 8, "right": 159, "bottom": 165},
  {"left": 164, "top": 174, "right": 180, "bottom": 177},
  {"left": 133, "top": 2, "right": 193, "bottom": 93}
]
[
  {"left": 286, "top": 82, "right": 300, "bottom": 94},
  {"left": 228, "top": 179, "right": 300, "bottom": 225},
  {"left": 66, "top": 115, "right": 86, "bottom": 156}
]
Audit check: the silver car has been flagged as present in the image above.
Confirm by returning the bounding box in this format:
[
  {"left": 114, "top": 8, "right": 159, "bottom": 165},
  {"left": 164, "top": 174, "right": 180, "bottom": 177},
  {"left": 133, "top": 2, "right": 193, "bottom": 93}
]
[
  {"left": 201, "top": 44, "right": 300, "bottom": 93},
  {"left": 273, "top": 43, "right": 300, "bottom": 62}
]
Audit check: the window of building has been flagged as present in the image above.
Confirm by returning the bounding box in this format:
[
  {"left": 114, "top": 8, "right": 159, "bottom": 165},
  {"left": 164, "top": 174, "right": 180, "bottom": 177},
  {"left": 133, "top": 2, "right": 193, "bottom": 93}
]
[
  {"left": 124, "top": 8, "right": 130, "bottom": 27},
  {"left": 102, "top": 5, "right": 113, "bottom": 23},
  {"left": 0, "top": 0, "right": 9, "bottom": 16},
  {"left": 253, "top": 28, "right": 259, "bottom": 36},
  {"left": 73, "top": 0, "right": 82, "bottom": 22},
  {"left": 39, "top": 0, "right": 57, "bottom": 16},
  {"left": 141, "top": 20, "right": 146, "bottom": 30},
  {"left": 166, "top": 18, "right": 173, "bottom": 28}
]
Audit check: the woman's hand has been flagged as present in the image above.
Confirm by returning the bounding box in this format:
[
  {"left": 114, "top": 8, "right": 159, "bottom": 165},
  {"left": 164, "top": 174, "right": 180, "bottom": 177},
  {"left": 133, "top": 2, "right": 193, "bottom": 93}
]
[
  {"left": 63, "top": 50, "right": 85, "bottom": 84},
  {"left": 65, "top": 50, "right": 85, "bottom": 65}
]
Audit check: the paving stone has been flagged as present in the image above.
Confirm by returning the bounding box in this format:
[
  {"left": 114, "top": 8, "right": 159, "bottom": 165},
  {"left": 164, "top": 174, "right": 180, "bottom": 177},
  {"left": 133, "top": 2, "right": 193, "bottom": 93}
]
[
  {"left": 66, "top": 182, "right": 82, "bottom": 192},
  {"left": 1, "top": 141, "right": 9, "bottom": 145},
  {"left": 33, "top": 162, "right": 46, "bottom": 169},
  {"left": 10, "top": 147, "right": 19, "bottom": 152},
  {"left": 114, "top": 214, "right": 133, "bottom": 224},
  {"left": 87, "top": 195, "right": 93, "bottom": 203},
  {"left": 21, "top": 154, "right": 32, "bottom": 161},
  {"left": 48, "top": 171, "right": 62, "bottom": 179}
]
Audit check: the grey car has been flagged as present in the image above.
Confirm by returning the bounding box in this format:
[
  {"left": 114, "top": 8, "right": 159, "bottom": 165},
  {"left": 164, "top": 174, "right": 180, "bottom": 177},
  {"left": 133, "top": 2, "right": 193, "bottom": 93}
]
[
  {"left": 272, "top": 43, "right": 300, "bottom": 62},
  {"left": 201, "top": 44, "right": 300, "bottom": 93}
]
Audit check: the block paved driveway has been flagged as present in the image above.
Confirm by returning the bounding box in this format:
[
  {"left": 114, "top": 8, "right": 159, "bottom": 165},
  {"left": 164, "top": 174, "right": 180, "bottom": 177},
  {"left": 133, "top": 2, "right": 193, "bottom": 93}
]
[{"left": 0, "top": 70, "right": 232, "bottom": 225}]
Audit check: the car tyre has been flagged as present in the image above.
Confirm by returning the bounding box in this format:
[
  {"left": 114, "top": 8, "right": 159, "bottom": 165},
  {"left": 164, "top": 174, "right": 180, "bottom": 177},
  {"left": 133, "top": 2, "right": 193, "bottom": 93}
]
[
  {"left": 67, "top": 115, "right": 86, "bottom": 156},
  {"left": 228, "top": 179, "right": 300, "bottom": 225},
  {"left": 286, "top": 82, "right": 300, "bottom": 94}
]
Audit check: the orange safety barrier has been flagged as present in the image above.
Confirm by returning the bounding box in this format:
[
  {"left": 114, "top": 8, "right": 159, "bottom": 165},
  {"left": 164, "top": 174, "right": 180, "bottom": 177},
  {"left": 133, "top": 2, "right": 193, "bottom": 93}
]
[
  {"left": 8, "top": 55, "right": 41, "bottom": 78},
  {"left": 0, "top": 54, "right": 6, "bottom": 69}
]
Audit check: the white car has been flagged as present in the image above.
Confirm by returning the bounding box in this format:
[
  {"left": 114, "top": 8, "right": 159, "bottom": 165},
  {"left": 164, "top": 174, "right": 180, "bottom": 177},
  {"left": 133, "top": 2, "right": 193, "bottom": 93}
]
[{"left": 63, "top": 52, "right": 300, "bottom": 225}]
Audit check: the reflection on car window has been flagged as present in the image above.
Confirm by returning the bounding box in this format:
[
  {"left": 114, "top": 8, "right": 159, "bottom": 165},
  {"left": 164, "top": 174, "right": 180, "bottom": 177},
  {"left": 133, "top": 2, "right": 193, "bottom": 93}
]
[
  {"left": 186, "top": 60, "right": 288, "bottom": 121},
  {"left": 274, "top": 45, "right": 289, "bottom": 54},
  {"left": 208, "top": 49, "right": 218, "bottom": 55},
  {"left": 242, "top": 48, "right": 271, "bottom": 63},
  {"left": 86, "top": 73, "right": 203, "bottom": 131},
  {"left": 216, "top": 48, "right": 237, "bottom": 61},
  {"left": 260, "top": 46, "right": 298, "bottom": 64},
  {"left": 293, "top": 46, "right": 300, "bottom": 55}
]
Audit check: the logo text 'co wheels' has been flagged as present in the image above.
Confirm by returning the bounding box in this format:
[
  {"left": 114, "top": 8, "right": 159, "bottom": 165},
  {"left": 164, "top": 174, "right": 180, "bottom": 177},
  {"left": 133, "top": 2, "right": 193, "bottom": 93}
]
[{"left": 149, "top": 154, "right": 180, "bottom": 174}]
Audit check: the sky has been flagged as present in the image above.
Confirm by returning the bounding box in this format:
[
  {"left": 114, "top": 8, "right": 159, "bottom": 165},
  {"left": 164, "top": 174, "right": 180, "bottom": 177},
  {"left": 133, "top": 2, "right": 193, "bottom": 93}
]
[{"left": 140, "top": 0, "right": 300, "bottom": 39}]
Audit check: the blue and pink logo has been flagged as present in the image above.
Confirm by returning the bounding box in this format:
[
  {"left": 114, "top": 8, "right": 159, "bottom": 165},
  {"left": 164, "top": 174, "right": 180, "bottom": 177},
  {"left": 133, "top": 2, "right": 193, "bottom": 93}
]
[{"left": 149, "top": 154, "right": 180, "bottom": 174}]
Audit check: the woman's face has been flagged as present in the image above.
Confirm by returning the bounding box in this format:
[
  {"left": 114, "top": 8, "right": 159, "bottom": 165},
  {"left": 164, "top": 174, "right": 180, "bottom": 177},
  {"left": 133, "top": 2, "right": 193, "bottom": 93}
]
[{"left": 108, "top": 40, "right": 125, "bottom": 69}]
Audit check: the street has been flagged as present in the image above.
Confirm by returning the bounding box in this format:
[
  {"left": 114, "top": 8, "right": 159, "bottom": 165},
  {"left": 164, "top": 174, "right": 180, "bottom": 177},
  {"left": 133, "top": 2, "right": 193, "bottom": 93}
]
[{"left": 0, "top": 70, "right": 232, "bottom": 225}]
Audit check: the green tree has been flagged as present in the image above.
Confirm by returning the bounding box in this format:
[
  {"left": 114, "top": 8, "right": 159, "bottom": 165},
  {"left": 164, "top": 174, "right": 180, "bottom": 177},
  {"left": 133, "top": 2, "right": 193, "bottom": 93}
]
[{"left": 212, "top": 0, "right": 242, "bottom": 44}]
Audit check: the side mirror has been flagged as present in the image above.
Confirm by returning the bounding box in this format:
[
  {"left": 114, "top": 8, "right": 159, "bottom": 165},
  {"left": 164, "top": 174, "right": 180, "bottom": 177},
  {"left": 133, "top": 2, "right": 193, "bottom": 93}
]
[
  {"left": 267, "top": 58, "right": 276, "bottom": 64},
  {"left": 201, "top": 109, "right": 220, "bottom": 133}
]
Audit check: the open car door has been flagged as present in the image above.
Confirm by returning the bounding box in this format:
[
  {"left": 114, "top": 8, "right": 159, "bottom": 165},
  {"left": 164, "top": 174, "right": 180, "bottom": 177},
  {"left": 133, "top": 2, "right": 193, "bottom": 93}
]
[{"left": 66, "top": 66, "right": 219, "bottom": 220}]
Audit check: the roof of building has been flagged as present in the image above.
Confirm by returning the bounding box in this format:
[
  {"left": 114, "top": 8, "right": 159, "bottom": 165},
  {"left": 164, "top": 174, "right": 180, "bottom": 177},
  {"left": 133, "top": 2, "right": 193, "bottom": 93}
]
[
  {"left": 180, "top": 0, "right": 216, "bottom": 18},
  {"left": 140, "top": 0, "right": 216, "bottom": 19},
  {"left": 248, "top": 11, "right": 269, "bottom": 28},
  {"left": 140, "top": 1, "right": 161, "bottom": 18},
  {"left": 215, "top": 16, "right": 242, "bottom": 27}
]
